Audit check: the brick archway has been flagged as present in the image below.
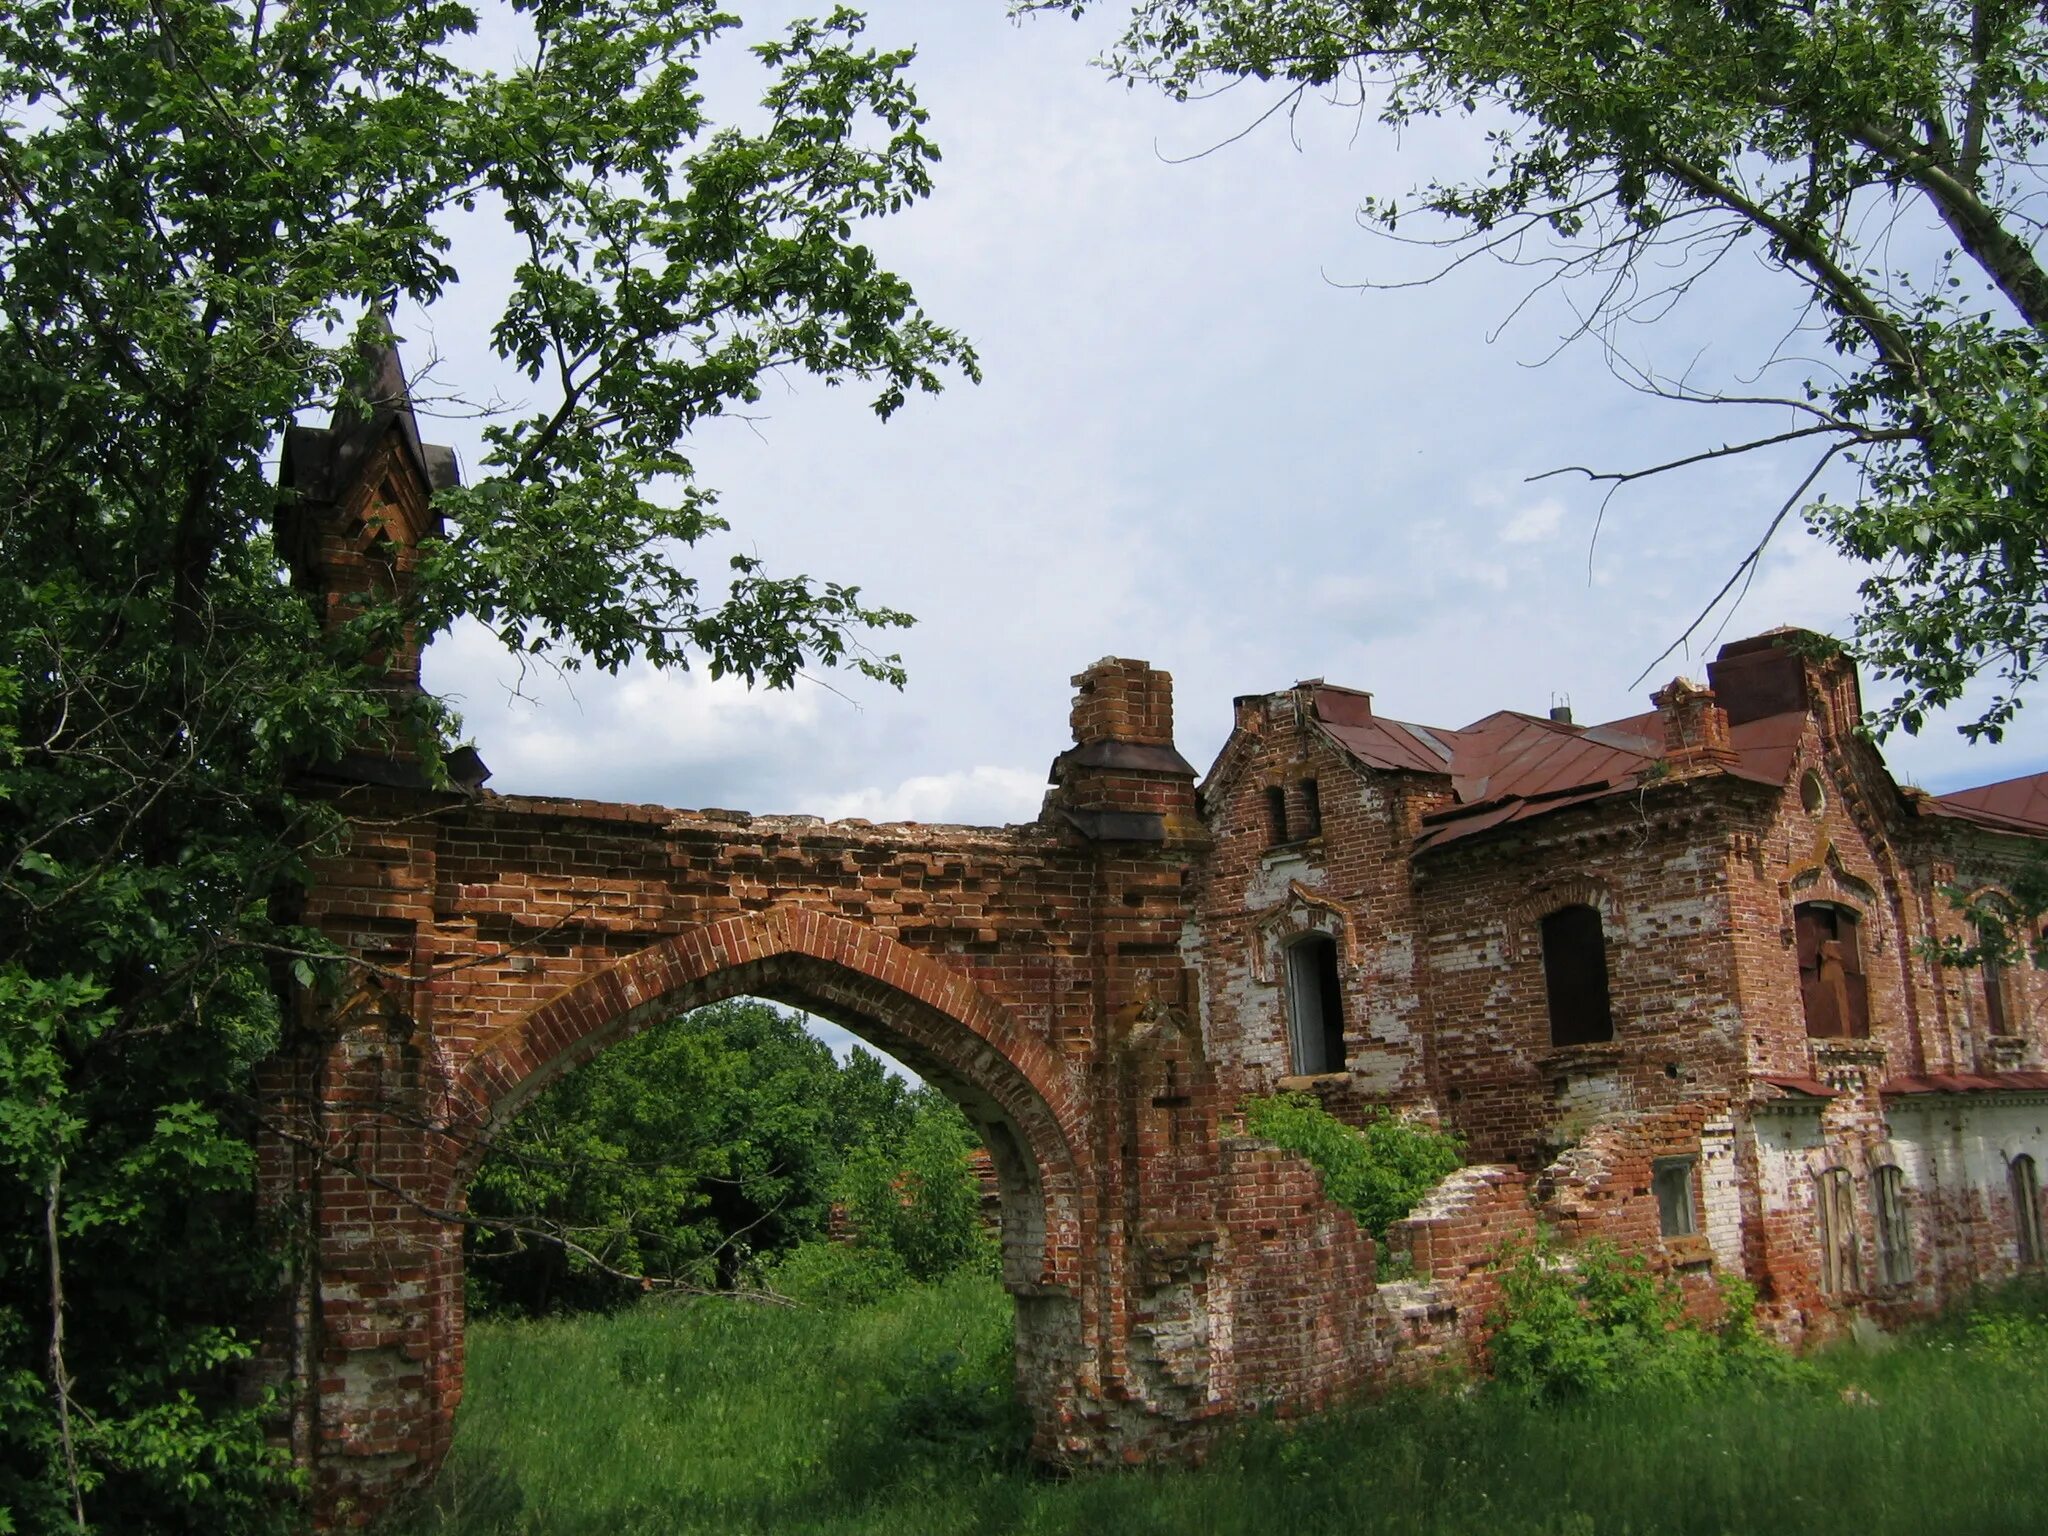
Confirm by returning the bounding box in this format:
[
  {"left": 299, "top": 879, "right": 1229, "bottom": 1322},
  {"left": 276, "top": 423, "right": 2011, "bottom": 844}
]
[
  {"left": 442, "top": 906, "right": 1086, "bottom": 1297},
  {"left": 261, "top": 408, "right": 1390, "bottom": 1526}
]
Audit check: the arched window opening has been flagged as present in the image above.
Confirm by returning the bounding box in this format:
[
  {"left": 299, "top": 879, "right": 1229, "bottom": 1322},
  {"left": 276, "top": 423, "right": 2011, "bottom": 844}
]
[
  {"left": 1265, "top": 785, "right": 1289, "bottom": 846},
  {"left": 2012, "top": 1154, "right": 2043, "bottom": 1267},
  {"left": 1795, "top": 902, "right": 1869, "bottom": 1039},
  {"left": 1299, "top": 778, "right": 1322, "bottom": 837},
  {"left": 1817, "top": 1166, "right": 1859, "bottom": 1295},
  {"left": 1541, "top": 903, "right": 1615, "bottom": 1046},
  {"left": 1285, "top": 933, "right": 1347, "bottom": 1076},
  {"left": 1873, "top": 1165, "right": 1912, "bottom": 1290}
]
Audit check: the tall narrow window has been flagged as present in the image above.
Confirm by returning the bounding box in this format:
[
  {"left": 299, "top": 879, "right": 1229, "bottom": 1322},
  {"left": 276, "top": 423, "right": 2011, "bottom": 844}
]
[
  {"left": 2012, "top": 1154, "right": 2043, "bottom": 1267},
  {"left": 1285, "top": 934, "right": 1347, "bottom": 1075},
  {"left": 1653, "top": 1157, "right": 1698, "bottom": 1239},
  {"left": 1817, "top": 1166, "right": 1859, "bottom": 1294},
  {"left": 1873, "top": 1165, "right": 1912, "bottom": 1290},
  {"left": 1265, "top": 786, "right": 1289, "bottom": 846},
  {"left": 1541, "top": 903, "right": 1615, "bottom": 1046},
  {"left": 1983, "top": 949, "right": 2011, "bottom": 1036},
  {"left": 1300, "top": 778, "right": 1322, "bottom": 837},
  {"left": 1795, "top": 903, "right": 1869, "bottom": 1038}
]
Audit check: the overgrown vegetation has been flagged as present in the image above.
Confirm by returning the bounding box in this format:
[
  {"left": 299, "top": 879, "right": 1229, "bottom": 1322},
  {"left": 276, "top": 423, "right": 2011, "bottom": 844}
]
[
  {"left": 471, "top": 999, "right": 994, "bottom": 1315},
  {"left": 389, "top": 1272, "right": 2048, "bottom": 1536},
  {"left": 1486, "top": 1239, "right": 1802, "bottom": 1402},
  {"left": 1241, "top": 1092, "right": 1463, "bottom": 1236},
  {"left": 0, "top": 4, "right": 974, "bottom": 1524}
]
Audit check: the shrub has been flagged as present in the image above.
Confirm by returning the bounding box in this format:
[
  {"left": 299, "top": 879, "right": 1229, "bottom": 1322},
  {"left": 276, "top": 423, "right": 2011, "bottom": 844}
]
[
  {"left": 1241, "top": 1093, "right": 1463, "bottom": 1235},
  {"left": 1486, "top": 1240, "right": 1802, "bottom": 1401},
  {"left": 836, "top": 1092, "right": 998, "bottom": 1285},
  {"left": 768, "top": 1239, "right": 911, "bottom": 1307}
]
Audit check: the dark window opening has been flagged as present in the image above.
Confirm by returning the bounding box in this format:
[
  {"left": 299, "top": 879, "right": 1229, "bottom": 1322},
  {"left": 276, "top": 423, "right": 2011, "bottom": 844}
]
[
  {"left": 1795, "top": 903, "right": 1869, "bottom": 1039},
  {"left": 1984, "top": 949, "right": 2011, "bottom": 1036},
  {"left": 1653, "top": 1157, "right": 1697, "bottom": 1238},
  {"left": 1285, "top": 934, "right": 1347, "bottom": 1075},
  {"left": 1873, "top": 1165, "right": 1912, "bottom": 1289},
  {"left": 1817, "top": 1166, "right": 1859, "bottom": 1294},
  {"left": 1265, "top": 786, "right": 1288, "bottom": 846},
  {"left": 1541, "top": 903, "right": 1615, "bottom": 1046},
  {"left": 2013, "top": 1154, "right": 2043, "bottom": 1267},
  {"left": 1300, "top": 778, "right": 1322, "bottom": 837}
]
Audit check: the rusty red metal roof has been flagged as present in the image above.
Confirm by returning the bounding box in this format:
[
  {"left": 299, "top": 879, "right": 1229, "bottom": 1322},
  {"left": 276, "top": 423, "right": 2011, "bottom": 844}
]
[
  {"left": 1758, "top": 1074, "right": 1839, "bottom": 1100},
  {"left": 1924, "top": 771, "right": 2048, "bottom": 836},
  {"left": 1300, "top": 644, "right": 1812, "bottom": 855},
  {"left": 1880, "top": 1071, "right": 2048, "bottom": 1096}
]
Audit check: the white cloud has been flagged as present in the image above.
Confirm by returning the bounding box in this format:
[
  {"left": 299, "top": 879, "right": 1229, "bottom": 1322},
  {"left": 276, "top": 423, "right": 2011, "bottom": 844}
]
[
  {"left": 815, "top": 766, "right": 1047, "bottom": 827},
  {"left": 1500, "top": 497, "right": 1566, "bottom": 544}
]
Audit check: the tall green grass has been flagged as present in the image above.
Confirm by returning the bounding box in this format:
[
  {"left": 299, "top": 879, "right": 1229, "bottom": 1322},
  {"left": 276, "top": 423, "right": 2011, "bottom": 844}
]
[{"left": 388, "top": 1276, "right": 2048, "bottom": 1536}]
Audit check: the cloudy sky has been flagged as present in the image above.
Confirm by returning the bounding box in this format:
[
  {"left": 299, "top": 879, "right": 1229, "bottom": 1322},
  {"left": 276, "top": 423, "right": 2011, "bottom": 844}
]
[{"left": 411, "top": 2, "right": 2048, "bottom": 844}]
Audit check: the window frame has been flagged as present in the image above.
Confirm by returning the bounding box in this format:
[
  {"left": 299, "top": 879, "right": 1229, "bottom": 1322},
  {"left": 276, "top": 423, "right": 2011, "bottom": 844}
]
[
  {"left": 1540, "top": 902, "right": 1616, "bottom": 1047},
  {"left": 1872, "top": 1164, "right": 1912, "bottom": 1290},
  {"left": 1264, "top": 785, "right": 1289, "bottom": 846},
  {"left": 1283, "top": 932, "right": 1347, "bottom": 1076},
  {"left": 2012, "top": 1154, "right": 2043, "bottom": 1267},
  {"left": 1795, "top": 902, "right": 1870, "bottom": 1039},
  {"left": 1653, "top": 1156, "right": 1699, "bottom": 1240},
  {"left": 1816, "top": 1165, "right": 1860, "bottom": 1295}
]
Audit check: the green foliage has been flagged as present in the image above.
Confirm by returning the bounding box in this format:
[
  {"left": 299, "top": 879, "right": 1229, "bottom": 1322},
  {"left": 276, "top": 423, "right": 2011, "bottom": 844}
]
[
  {"left": 834, "top": 1087, "right": 997, "bottom": 1285},
  {"left": 1029, "top": 0, "right": 2048, "bottom": 741},
  {"left": 390, "top": 1272, "right": 2048, "bottom": 1536},
  {"left": 1, "top": 2, "right": 972, "bottom": 1526},
  {"left": 1486, "top": 1240, "right": 1803, "bottom": 1403},
  {"left": 1241, "top": 1092, "right": 1462, "bottom": 1236},
  {"left": 471, "top": 999, "right": 992, "bottom": 1314}
]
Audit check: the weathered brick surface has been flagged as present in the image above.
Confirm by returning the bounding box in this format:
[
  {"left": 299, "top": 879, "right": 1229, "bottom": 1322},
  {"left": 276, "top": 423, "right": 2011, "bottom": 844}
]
[
  {"left": 1193, "top": 635, "right": 2048, "bottom": 1372},
  {"left": 266, "top": 402, "right": 2048, "bottom": 1527}
]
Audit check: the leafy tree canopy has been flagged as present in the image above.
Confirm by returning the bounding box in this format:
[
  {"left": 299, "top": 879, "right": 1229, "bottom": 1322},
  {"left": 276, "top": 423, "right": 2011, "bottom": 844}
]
[
  {"left": 469, "top": 998, "right": 926, "bottom": 1314},
  {"left": 1028, "top": 0, "right": 2048, "bottom": 741},
  {"left": 0, "top": 2, "right": 973, "bottom": 1528}
]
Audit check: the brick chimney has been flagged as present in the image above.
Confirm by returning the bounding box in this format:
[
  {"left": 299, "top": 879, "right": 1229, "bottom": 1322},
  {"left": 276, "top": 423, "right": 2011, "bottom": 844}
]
[
  {"left": 1046, "top": 659, "right": 1199, "bottom": 842},
  {"left": 1651, "top": 677, "right": 1740, "bottom": 776}
]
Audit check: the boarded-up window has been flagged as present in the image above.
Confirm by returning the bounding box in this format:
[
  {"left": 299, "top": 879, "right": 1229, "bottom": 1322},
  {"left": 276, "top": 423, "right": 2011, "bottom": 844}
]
[
  {"left": 1873, "top": 1165, "right": 1912, "bottom": 1290},
  {"left": 1541, "top": 904, "right": 1615, "bottom": 1046},
  {"left": 1266, "top": 786, "right": 1288, "bottom": 845},
  {"left": 1285, "top": 934, "right": 1347, "bottom": 1075},
  {"left": 1817, "top": 1166, "right": 1859, "bottom": 1294},
  {"left": 1300, "top": 778, "right": 1322, "bottom": 837},
  {"left": 2013, "top": 1155, "right": 2043, "bottom": 1267},
  {"left": 1653, "top": 1157, "right": 1698, "bottom": 1239},
  {"left": 1795, "top": 903, "right": 1869, "bottom": 1039}
]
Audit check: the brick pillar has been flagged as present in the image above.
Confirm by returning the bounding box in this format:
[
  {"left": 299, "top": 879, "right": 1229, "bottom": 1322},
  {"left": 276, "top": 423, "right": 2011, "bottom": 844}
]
[{"left": 1047, "top": 658, "right": 1200, "bottom": 838}]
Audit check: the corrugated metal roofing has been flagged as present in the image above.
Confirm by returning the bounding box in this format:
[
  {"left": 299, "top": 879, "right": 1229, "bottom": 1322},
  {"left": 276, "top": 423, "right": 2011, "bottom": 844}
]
[
  {"left": 1925, "top": 771, "right": 2048, "bottom": 836},
  {"left": 1302, "top": 672, "right": 1805, "bottom": 854},
  {"left": 1879, "top": 1071, "right": 2048, "bottom": 1096}
]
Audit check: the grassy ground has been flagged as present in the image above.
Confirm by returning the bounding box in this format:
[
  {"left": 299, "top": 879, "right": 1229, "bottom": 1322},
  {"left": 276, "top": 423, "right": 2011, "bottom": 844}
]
[{"left": 386, "top": 1275, "right": 2048, "bottom": 1536}]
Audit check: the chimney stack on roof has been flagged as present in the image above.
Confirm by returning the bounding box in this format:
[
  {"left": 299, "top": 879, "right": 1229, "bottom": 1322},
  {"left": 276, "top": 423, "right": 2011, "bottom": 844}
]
[{"left": 1651, "top": 676, "right": 1740, "bottom": 776}]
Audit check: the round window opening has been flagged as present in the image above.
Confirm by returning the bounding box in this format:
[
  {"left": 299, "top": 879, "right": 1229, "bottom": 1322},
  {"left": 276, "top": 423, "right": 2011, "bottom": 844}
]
[{"left": 1800, "top": 769, "right": 1827, "bottom": 817}]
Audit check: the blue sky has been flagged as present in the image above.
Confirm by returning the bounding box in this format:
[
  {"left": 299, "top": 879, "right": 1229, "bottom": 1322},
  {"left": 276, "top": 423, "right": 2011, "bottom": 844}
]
[{"left": 402, "top": 4, "right": 2048, "bottom": 1068}]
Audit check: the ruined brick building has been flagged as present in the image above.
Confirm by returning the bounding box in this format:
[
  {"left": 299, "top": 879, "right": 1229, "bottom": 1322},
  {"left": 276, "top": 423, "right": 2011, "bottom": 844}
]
[
  {"left": 269, "top": 348, "right": 2047, "bottom": 1523},
  {"left": 1198, "top": 633, "right": 2048, "bottom": 1337}
]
